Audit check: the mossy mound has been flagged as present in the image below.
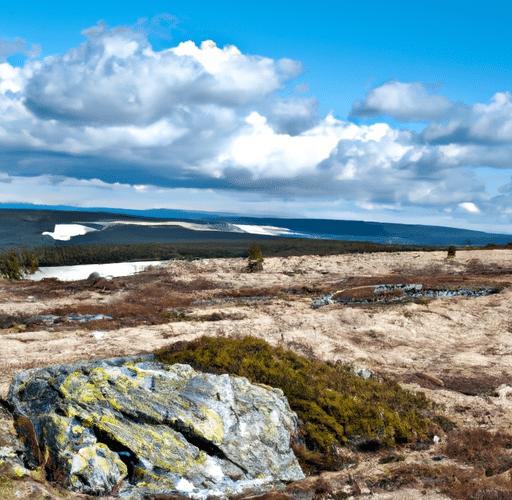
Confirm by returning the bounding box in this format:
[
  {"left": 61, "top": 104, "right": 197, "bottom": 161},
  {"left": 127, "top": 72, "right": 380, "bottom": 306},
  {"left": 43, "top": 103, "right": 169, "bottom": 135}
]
[{"left": 154, "top": 336, "right": 440, "bottom": 454}]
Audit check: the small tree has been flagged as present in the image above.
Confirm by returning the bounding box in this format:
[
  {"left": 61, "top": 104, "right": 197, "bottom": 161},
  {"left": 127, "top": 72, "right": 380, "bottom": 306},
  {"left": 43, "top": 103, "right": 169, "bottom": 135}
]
[
  {"left": 0, "top": 249, "right": 39, "bottom": 281},
  {"left": 447, "top": 245, "right": 456, "bottom": 259},
  {"left": 247, "top": 245, "right": 264, "bottom": 272}
]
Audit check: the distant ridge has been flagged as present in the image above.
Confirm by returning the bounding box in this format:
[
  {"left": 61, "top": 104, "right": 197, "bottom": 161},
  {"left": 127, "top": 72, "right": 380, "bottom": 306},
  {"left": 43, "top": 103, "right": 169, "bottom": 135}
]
[{"left": 0, "top": 204, "right": 511, "bottom": 250}]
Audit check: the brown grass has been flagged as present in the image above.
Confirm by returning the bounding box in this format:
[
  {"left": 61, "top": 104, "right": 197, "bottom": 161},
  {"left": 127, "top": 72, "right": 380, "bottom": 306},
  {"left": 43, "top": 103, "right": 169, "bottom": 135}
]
[
  {"left": 364, "top": 428, "right": 512, "bottom": 498},
  {"left": 367, "top": 462, "right": 512, "bottom": 499},
  {"left": 444, "top": 428, "right": 512, "bottom": 477}
]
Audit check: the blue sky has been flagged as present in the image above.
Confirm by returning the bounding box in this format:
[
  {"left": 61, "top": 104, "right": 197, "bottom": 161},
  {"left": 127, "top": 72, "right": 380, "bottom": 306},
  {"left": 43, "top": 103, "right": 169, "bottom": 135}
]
[{"left": 1, "top": 0, "right": 512, "bottom": 233}]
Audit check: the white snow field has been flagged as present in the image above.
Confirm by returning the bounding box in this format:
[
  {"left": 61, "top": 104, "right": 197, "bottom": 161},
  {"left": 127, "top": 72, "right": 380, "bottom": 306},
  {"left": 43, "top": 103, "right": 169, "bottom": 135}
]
[{"left": 25, "top": 261, "right": 167, "bottom": 281}]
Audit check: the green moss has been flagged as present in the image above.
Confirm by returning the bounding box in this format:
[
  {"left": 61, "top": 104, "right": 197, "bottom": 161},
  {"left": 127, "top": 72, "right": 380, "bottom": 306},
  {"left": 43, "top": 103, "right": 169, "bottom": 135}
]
[{"left": 154, "top": 336, "right": 444, "bottom": 454}]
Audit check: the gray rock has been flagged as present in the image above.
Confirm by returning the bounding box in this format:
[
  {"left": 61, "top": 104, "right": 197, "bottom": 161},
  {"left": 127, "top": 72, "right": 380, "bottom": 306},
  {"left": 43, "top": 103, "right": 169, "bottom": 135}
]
[
  {"left": 350, "top": 365, "right": 378, "bottom": 381},
  {"left": 86, "top": 271, "right": 102, "bottom": 284},
  {"left": 311, "top": 293, "right": 334, "bottom": 309},
  {"left": 7, "top": 354, "right": 304, "bottom": 499}
]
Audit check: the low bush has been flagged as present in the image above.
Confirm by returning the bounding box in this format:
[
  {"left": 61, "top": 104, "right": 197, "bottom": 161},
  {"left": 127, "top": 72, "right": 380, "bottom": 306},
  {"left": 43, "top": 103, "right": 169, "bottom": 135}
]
[
  {"left": 0, "top": 249, "right": 39, "bottom": 281},
  {"left": 154, "top": 336, "right": 442, "bottom": 457},
  {"left": 247, "top": 245, "right": 264, "bottom": 272}
]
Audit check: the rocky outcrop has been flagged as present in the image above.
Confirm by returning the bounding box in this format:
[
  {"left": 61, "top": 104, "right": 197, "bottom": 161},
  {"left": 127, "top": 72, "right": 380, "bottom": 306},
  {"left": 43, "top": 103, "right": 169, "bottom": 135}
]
[
  {"left": 7, "top": 354, "right": 304, "bottom": 499},
  {"left": 311, "top": 284, "right": 504, "bottom": 308}
]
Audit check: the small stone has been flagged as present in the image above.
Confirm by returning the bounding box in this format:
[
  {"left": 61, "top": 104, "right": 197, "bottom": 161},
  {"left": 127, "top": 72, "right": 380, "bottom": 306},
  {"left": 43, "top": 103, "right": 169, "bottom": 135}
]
[
  {"left": 26, "top": 296, "right": 37, "bottom": 303},
  {"left": 351, "top": 365, "right": 377, "bottom": 380},
  {"left": 86, "top": 272, "right": 101, "bottom": 284}
]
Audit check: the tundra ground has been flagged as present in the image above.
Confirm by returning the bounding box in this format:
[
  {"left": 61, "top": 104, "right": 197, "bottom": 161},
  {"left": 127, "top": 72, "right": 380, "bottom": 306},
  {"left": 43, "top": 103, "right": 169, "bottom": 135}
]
[{"left": 1, "top": 249, "right": 512, "bottom": 499}]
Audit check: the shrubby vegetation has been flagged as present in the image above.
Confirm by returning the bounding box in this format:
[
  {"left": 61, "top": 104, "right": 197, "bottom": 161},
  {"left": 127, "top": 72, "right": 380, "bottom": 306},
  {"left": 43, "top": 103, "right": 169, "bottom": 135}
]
[
  {"left": 7, "top": 236, "right": 506, "bottom": 270},
  {"left": 0, "top": 249, "right": 39, "bottom": 280},
  {"left": 24, "top": 238, "right": 441, "bottom": 267},
  {"left": 154, "top": 336, "right": 442, "bottom": 462},
  {"left": 247, "top": 245, "right": 264, "bottom": 272}
]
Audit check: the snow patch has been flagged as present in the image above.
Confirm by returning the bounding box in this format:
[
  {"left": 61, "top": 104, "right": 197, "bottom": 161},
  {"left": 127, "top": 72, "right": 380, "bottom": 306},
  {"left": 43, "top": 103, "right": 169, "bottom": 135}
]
[
  {"left": 42, "top": 224, "right": 98, "bottom": 241},
  {"left": 25, "top": 261, "right": 166, "bottom": 281}
]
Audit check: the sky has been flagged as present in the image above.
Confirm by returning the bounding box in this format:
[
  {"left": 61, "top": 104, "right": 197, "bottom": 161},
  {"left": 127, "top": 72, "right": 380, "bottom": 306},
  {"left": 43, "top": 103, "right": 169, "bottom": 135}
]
[{"left": 1, "top": 0, "right": 512, "bottom": 233}]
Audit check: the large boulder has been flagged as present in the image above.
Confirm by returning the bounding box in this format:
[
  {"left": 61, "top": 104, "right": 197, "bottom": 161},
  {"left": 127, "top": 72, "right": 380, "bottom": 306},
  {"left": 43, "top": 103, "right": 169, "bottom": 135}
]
[{"left": 7, "top": 354, "right": 304, "bottom": 499}]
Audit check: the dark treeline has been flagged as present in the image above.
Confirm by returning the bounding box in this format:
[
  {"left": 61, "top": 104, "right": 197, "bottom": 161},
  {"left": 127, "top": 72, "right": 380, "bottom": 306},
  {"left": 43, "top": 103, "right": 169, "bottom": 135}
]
[{"left": 28, "top": 238, "right": 442, "bottom": 267}]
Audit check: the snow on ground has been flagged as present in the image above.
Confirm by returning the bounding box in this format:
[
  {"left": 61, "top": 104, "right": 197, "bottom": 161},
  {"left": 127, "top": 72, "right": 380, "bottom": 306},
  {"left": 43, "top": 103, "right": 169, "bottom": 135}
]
[
  {"left": 230, "top": 224, "right": 295, "bottom": 236},
  {"left": 25, "top": 261, "right": 167, "bottom": 281},
  {"left": 40, "top": 221, "right": 302, "bottom": 242},
  {"left": 42, "top": 224, "right": 98, "bottom": 241}
]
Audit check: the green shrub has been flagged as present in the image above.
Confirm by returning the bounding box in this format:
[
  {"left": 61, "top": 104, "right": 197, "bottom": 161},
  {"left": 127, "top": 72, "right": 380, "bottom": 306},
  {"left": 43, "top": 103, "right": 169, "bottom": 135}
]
[
  {"left": 247, "top": 245, "right": 264, "bottom": 272},
  {"left": 447, "top": 245, "right": 456, "bottom": 259},
  {"left": 0, "top": 249, "right": 39, "bottom": 281},
  {"left": 154, "top": 336, "right": 440, "bottom": 453}
]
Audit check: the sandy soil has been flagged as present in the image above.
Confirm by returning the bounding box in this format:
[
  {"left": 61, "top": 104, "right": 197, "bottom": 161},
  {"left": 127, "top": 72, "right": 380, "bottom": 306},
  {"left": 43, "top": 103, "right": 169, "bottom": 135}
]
[{"left": 2, "top": 248, "right": 512, "bottom": 499}]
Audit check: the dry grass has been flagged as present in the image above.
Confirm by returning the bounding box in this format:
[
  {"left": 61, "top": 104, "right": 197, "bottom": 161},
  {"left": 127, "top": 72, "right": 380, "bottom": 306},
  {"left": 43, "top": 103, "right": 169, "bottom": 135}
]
[
  {"left": 362, "top": 429, "right": 512, "bottom": 499},
  {"left": 378, "top": 463, "right": 512, "bottom": 499},
  {"left": 444, "top": 428, "right": 512, "bottom": 477}
]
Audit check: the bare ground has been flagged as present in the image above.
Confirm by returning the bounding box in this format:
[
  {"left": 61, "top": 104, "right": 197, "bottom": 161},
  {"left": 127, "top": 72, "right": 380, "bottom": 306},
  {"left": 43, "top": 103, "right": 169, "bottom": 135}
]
[{"left": 2, "top": 249, "right": 512, "bottom": 499}]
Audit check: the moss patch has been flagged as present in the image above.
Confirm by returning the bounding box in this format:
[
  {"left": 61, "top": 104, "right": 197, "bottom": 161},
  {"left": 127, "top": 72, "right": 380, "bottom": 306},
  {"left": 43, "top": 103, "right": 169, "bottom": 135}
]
[{"left": 154, "top": 336, "right": 443, "bottom": 455}]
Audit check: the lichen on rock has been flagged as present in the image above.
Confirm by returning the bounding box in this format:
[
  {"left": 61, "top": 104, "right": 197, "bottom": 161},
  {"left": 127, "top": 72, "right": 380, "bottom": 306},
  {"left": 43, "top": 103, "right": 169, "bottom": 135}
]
[{"left": 7, "top": 354, "right": 304, "bottom": 499}]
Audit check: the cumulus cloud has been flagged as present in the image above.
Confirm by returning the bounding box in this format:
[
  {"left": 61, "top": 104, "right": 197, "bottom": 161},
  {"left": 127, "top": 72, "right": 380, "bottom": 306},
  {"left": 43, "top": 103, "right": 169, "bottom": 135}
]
[
  {"left": 350, "top": 80, "right": 457, "bottom": 122},
  {"left": 1, "top": 23, "right": 512, "bottom": 231},
  {"left": 267, "top": 97, "right": 320, "bottom": 135},
  {"left": 0, "top": 37, "right": 40, "bottom": 63},
  {"left": 23, "top": 23, "right": 301, "bottom": 126},
  {"left": 422, "top": 92, "right": 512, "bottom": 145},
  {"left": 459, "top": 202, "right": 480, "bottom": 213}
]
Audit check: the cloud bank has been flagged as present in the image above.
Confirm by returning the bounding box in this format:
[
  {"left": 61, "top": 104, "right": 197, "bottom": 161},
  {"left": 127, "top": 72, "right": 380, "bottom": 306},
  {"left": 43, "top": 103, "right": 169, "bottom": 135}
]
[{"left": 1, "top": 21, "right": 512, "bottom": 232}]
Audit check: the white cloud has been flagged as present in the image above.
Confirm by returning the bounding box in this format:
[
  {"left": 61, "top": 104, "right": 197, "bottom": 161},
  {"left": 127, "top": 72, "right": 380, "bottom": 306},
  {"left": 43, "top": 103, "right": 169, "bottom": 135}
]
[
  {"left": 350, "top": 80, "right": 456, "bottom": 121},
  {"left": 23, "top": 24, "right": 299, "bottom": 126},
  {"left": 267, "top": 96, "right": 319, "bottom": 135},
  {"left": 0, "top": 37, "right": 40, "bottom": 63},
  {"left": 421, "top": 91, "right": 512, "bottom": 145},
  {"left": 459, "top": 202, "right": 480, "bottom": 213}
]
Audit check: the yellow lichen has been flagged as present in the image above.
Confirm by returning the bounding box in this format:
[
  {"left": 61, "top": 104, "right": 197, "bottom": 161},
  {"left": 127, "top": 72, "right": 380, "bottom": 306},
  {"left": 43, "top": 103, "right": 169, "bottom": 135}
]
[
  {"left": 72, "top": 425, "right": 85, "bottom": 434},
  {"left": 60, "top": 372, "right": 105, "bottom": 405},
  {"left": 12, "top": 466, "right": 25, "bottom": 478},
  {"left": 123, "top": 363, "right": 147, "bottom": 381},
  {"left": 198, "top": 407, "right": 224, "bottom": 444}
]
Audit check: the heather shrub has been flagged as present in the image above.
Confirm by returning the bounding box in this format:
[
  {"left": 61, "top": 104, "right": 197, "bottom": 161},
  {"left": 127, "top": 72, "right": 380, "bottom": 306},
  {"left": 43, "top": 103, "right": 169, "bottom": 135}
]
[{"left": 154, "top": 336, "right": 441, "bottom": 457}]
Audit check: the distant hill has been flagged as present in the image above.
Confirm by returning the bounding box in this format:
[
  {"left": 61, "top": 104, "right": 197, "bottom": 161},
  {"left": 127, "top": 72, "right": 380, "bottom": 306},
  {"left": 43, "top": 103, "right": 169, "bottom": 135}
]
[{"left": 0, "top": 205, "right": 510, "bottom": 251}]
